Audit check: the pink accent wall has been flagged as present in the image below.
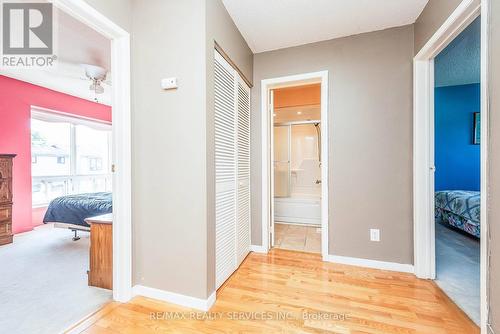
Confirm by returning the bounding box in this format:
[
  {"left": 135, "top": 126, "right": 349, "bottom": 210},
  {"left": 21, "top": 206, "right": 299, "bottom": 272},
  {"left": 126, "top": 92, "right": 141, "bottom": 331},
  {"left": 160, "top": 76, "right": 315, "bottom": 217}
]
[
  {"left": 32, "top": 207, "right": 48, "bottom": 228},
  {"left": 0, "top": 75, "right": 111, "bottom": 234}
]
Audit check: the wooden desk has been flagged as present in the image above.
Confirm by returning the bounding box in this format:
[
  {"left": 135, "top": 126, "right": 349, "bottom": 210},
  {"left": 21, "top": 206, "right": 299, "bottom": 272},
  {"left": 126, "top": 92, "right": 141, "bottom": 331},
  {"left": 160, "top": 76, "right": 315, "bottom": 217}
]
[{"left": 85, "top": 214, "right": 112, "bottom": 290}]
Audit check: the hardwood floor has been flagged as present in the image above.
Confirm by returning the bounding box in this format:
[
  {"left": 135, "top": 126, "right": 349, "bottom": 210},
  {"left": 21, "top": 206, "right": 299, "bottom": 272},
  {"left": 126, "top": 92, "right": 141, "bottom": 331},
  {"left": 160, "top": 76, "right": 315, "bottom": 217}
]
[{"left": 72, "top": 249, "right": 479, "bottom": 334}]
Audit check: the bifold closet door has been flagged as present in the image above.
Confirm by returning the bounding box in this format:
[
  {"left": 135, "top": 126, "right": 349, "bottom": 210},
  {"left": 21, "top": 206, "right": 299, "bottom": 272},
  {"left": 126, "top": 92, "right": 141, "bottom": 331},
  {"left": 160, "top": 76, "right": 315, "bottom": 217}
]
[
  {"left": 236, "top": 79, "right": 251, "bottom": 266},
  {"left": 214, "top": 50, "right": 251, "bottom": 289},
  {"left": 215, "top": 51, "right": 237, "bottom": 289}
]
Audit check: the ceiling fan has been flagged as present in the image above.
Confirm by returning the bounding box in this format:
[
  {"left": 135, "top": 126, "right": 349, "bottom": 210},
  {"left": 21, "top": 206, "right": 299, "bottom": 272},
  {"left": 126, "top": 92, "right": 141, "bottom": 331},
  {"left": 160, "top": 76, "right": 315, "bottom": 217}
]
[{"left": 81, "top": 64, "right": 109, "bottom": 102}]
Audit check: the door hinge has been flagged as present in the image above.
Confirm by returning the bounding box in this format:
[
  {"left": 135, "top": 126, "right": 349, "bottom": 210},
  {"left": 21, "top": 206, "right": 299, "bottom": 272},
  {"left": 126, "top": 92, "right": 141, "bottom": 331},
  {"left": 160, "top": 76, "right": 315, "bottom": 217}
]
[{"left": 111, "top": 164, "right": 116, "bottom": 173}]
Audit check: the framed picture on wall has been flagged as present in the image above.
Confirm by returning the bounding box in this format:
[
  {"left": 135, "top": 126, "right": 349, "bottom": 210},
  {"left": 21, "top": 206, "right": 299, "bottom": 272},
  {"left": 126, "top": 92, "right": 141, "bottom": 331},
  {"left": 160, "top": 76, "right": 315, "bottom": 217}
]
[{"left": 473, "top": 112, "right": 480, "bottom": 145}]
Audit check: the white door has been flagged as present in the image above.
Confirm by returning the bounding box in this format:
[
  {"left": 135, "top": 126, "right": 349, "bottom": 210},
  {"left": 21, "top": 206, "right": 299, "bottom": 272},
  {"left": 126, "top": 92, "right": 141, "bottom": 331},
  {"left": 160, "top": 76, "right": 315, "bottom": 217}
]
[{"left": 215, "top": 51, "right": 251, "bottom": 288}]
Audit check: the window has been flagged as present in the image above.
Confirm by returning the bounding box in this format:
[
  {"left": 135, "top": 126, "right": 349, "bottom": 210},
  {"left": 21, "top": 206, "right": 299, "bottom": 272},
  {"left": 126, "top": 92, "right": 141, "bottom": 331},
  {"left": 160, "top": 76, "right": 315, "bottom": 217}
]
[
  {"left": 75, "top": 125, "right": 109, "bottom": 174},
  {"left": 31, "top": 119, "right": 71, "bottom": 176},
  {"left": 31, "top": 109, "right": 112, "bottom": 206},
  {"left": 89, "top": 158, "right": 103, "bottom": 171}
]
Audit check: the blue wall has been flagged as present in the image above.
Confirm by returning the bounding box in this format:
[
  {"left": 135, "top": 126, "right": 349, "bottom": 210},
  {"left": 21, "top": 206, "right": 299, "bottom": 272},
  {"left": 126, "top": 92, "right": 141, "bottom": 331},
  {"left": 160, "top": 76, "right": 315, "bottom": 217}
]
[{"left": 434, "top": 83, "right": 480, "bottom": 191}]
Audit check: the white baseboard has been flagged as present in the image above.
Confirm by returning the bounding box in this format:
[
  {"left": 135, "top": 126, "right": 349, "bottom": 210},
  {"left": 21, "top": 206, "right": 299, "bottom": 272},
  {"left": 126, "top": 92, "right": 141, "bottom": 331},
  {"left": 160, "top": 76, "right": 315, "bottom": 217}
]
[
  {"left": 132, "top": 285, "right": 216, "bottom": 311},
  {"left": 250, "top": 245, "right": 268, "bottom": 253},
  {"left": 324, "top": 254, "right": 414, "bottom": 274}
]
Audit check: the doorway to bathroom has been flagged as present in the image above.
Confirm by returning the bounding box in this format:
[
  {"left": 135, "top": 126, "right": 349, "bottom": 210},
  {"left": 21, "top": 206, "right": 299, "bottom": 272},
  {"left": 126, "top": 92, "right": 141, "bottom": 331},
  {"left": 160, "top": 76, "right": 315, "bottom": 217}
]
[
  {"left": 273, "top": 84, "right": 322, "bottom": 253},
  {"left": 261, "top": 71, "right": 328, "bottom": 257}
]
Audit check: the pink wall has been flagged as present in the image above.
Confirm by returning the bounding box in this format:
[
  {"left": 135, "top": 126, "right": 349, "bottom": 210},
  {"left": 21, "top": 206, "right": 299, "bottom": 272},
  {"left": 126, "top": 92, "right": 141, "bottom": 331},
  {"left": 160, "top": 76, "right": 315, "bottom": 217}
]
[
  {"left": 0, "top": 75, "right": 112, "bottom": 234},
  {"left": 32, "top": 207, "right": 48, "bottom": 228}
]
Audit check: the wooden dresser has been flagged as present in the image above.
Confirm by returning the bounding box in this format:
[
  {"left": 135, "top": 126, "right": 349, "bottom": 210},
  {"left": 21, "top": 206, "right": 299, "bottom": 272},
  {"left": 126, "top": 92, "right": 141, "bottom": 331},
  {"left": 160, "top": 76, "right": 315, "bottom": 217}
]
[
  {"left": 0, "top": 154, "right": 16, "bottom": 246},
  {"left": 85, "top": 214, "right": 113, "bottom": 290}
]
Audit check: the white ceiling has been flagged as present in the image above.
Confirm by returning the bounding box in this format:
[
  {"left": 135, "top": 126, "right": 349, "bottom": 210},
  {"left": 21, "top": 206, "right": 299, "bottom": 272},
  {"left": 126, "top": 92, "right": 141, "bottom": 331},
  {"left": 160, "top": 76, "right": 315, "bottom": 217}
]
[
  {"left": 0, "top": 7, "right": 111, "bottom": 105},
  {"left": 222, "top": 0, "right": 429, "bottom": 53}
]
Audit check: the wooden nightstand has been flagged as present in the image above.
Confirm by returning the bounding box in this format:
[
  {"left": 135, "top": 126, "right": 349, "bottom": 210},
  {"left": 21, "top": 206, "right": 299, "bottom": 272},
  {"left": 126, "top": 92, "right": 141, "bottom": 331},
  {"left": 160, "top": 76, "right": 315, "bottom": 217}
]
[{"left": 85, "top": 214, "right": 113, "bottom": 290}]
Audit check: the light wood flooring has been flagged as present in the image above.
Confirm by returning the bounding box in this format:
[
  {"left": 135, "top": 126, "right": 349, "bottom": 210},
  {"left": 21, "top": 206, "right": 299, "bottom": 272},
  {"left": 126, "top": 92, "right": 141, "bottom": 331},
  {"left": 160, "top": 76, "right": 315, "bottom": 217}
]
[{"left": 69, "top": 249, "right": 479, "bottom": 334}]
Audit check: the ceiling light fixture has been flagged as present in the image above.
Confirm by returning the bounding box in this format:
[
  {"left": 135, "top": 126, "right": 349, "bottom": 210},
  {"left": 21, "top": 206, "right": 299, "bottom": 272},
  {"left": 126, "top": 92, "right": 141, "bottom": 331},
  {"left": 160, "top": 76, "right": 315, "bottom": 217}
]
[{"left": 81, "top": 64, "right": 108, "bottom": 102}]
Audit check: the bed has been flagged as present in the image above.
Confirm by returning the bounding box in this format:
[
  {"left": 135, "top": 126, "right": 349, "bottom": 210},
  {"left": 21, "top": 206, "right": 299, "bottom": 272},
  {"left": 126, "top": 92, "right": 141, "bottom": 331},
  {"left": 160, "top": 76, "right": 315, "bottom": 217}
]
[
  {"left": 435, "top": 190, "right": 480, "bottom": 238},
  {"left": 43, "top": 192, "right": 112, "bottom": 240}
]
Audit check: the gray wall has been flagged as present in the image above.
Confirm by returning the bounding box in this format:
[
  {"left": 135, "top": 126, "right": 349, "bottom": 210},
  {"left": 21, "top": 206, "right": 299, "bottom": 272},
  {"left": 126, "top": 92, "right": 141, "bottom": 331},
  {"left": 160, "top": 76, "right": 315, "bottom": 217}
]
[
  {"left": 489, "top": 1, "right": 500, "bottom": 331},
  {"left": 251, "top": 26, "right": 414, "bottom": 264},
  {"left": 131, "top": 0, "right": 209, "bottom": 299},
  {"left": 414, "top": 0, "right": 462, "bottom": 54},
  {"left": 205, "top": 0, "right": 253, "bottom": 296}
]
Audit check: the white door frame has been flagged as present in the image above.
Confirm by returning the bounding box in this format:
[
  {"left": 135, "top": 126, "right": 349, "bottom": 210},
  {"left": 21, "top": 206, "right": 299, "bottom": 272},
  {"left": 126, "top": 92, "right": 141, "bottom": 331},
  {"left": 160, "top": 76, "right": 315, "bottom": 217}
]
[
  {"left": 261, "top": 71, "right": 329, "bottom": 259},
  {"left": 54, "top": 0, "right": 132, "bottom": 302},
  {"left": 413, "top": 0, "right": 488, "bottom": 331}
]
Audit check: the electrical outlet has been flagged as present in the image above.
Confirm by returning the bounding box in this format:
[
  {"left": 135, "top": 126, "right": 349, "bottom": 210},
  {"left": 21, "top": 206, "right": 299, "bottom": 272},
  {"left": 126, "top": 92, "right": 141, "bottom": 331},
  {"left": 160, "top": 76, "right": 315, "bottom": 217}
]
[{"left": 370, "top": 229, "right": 380, "bottom": 242}]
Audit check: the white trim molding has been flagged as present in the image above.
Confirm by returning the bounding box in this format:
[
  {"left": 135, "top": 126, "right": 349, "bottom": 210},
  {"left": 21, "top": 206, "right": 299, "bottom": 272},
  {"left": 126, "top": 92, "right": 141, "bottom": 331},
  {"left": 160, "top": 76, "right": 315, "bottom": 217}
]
[
  {"left": 413, "top": 57, "right": 436, "bottom": 280},
  {"left": 260, "top": 71, "right": 329, "bottom": 259},
  {"left": 480, "top": 0, "right": 490, "bottom": 332},
  {"left": 53, "top": 0, "right": 133, "bottom": 303},
  {"left": 413, "top": 0, "right": 488, "bottom": 332},
  {"left": 133, "top": 285, "right": 216, "bottom": 312},
  {"left": 31, "top": 105, "right": 112, "bottom": 127},
  {"left": 413, "top": 0, "right": 481, "bottom": 280},
  {"left": 324, "top": 255, "right": 414, "bottom": 274},
  {"left": 249, "top": 245, "right": 268, "bottom": 253}
]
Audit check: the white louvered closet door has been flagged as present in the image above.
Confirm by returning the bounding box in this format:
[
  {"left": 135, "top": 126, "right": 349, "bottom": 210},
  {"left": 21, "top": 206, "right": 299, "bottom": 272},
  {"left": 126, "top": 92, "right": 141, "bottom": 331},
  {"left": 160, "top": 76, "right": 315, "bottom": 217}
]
[
  {"left": 214, "top": 50, "right": 251, "bottom": 289},
  {"left": 236, "top": 78, "right": 251, "bottom": 266},
  {"left": 215, "top": 51, "right": 237, "bottom": 289}
]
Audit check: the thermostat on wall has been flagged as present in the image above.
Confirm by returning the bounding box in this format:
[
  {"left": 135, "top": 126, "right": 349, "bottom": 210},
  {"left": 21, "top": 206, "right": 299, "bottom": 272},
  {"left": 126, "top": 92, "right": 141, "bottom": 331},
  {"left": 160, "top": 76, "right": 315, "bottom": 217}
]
[{"left": 161, "top": 77, "right": 177, "bottom": 90}]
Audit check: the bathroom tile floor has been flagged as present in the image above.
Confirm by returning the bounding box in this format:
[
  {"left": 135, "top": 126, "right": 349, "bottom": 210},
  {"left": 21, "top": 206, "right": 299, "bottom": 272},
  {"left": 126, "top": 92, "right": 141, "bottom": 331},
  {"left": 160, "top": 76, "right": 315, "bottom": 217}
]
[{"left": 274, "top": 222, "right": 321, "bottom": 253}]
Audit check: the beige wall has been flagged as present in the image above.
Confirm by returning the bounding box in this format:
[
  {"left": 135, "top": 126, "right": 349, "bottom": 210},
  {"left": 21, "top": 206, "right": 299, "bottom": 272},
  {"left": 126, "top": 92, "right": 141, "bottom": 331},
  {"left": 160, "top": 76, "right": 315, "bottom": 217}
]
[
  {"left": 205, "top": 0, "right": 253, "bottom": 296},
  {"left": 413, "top": 0, "right": 462, "bottom": 54},
  {"left": 206, "top": 0, "right": 253, "bottom": 83},
  {"left": 489, "top": 1, "right": 500, "bottom": 331},
  {"left": 252, "top": 25, "right": 414, "bottom": 264},
  {"left": 84, "top": 0, "right": 132, "bottom": 32},
  {"left": 131, "top": 0, "right": 209, "bottom": 299}
]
